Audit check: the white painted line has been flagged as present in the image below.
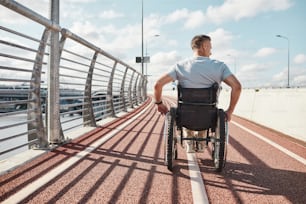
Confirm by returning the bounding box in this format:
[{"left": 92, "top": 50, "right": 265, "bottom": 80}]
[
  {"left": 232, "top": 121, "right": 306, "bottom": 166},
  {"left": 2, "top": 105, "right": 151, "bottom": 204},
  {"left": 187, "top": 153, "right": 209, "bottom": 204}
]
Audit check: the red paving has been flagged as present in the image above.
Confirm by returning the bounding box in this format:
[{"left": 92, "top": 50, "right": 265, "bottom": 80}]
[{"left": 0, "top": 97, "right": 306, "bottom": 204}]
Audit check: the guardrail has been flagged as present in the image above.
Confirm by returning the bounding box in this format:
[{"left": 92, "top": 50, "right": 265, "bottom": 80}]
[{"left": 0, "top": 0, "right": 147, "bottom": 160}]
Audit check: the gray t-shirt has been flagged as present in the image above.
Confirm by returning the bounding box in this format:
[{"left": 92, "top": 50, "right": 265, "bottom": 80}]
[{"left": 167, "top": 56, "right": 232, "bottom": 88}]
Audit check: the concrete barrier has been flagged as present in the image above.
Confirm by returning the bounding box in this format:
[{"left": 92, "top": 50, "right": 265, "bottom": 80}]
[
  {"left": 161, "top": 87, "right": 306, "bottom": 142},
  {"left": 218, "top": 88, "right": 306, "bottom": 142}
]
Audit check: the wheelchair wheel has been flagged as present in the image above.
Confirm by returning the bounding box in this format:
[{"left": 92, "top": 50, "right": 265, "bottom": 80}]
[
  {"left": 213, "top": 109, "right": 227, "bottom": 172},
  {"left": 164, "top": 108, "right": 177, "bottom": 171}
]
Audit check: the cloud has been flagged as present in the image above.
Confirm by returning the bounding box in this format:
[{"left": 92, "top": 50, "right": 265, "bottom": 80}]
[
  {"left": 164, "top": 8, "right": 189, "bottom": 23},
  {"left": 99, "top": 10, "right": 124, "bottom": 19},
  {"left": 163, "top": 0, "right": 293, "bottom": 29},
  {"left": 0, "top": 8, "right": 27, "bottom": 24},
  {"left": 254, "top": 47, "right": 276, "bottom": 57},
  {"left": 62, "top": 4, "right": 93, "bottom": 21},
  {"left": 145, "top": 51, "right": 183, "bottom": 90},
  {"left": 209, "top": 28, "right": 234, "bottom": 47},
  {"left": 158, "top": 0, "right": 293, "bottom": 31},
  {"left": 143, "top": 14, "right": 162, "bottom": 38},
  {"left": 206, "top": 0, "right": 293, "bottom": 24},
  {"left": 70, "top": 21, "right": 100, "bottom": 40},
  {"left": 294, "top": 54, "right": 306, "bottom": 64},
  {"left": 163, "top": 9, "right": 207, "bottom": 29},
  {"left": 272, "top": 55, "right": 306, "bottom": 86},
  {"left": 293, "top": 75, "right": 306, "bottom": 86},
  {"left": 1, "top": 0, "right": 96, "bottom": 24},
  {"left": 271, "top": 66, "right": 306, "bottom": 87},
  {"left": 291, "top": 67, "right": 306, "bottom": 86},
  {"left": 184, "top": 10, "right": 206, "bottom": 29},
  {"left": 236, "top": 63, "right": 271, "bottom": 86},
  {"left": 68, "top": 19, "right": 140, "bottom": 52},
  {"left": 0, "top": 0, "right": 49, "bottom": 23},
  {"left": 151, "top": 51, "right": 182, "bottom": 67},
  {"left": 240, "top": 63, "right": 267, "bottom": 72},
  {"left": 205, "top": 28, "right": 237, "bottom": 59}
]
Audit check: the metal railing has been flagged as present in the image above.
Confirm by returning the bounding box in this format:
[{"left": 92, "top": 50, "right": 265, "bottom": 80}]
[{"left": 0, "top": 0, "right": 147, "bottom": 160}]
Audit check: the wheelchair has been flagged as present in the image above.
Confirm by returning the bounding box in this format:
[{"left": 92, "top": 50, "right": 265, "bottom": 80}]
[{"left": 164, "top": 83, "right": 228, "bottom": 172}]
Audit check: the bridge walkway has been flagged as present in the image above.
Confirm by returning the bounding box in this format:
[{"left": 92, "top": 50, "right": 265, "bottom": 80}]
[{"left": 0, "top": 97, "right": 305, "bottom": 204}]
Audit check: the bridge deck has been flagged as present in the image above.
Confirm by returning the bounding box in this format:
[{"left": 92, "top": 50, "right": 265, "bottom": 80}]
[{"left": 0, "top": 97, "right": 305, "bottom": 204}]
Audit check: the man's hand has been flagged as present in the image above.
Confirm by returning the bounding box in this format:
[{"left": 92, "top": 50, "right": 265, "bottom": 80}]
[
  {"left": 225, "top": 110, "right": 232, "bottom": 121},
  {"left": 154, "top": 74, "right": 174, "bottom": 115},
  {"left": 157, "top": 104, "right": 168, "bottom": 115}
]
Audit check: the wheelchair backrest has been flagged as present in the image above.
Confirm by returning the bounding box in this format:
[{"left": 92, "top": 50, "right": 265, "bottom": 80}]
[
  {"left": 177, "top": 82, "right": 219, "bottom": 105},
  {"left": 176, "top": 83, "right": 219, "bottom": 131}
]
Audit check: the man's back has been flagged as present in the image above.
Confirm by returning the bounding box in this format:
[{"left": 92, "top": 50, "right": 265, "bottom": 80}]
[{"left": 168, "top": 56, "right": 232, "bottom": 88}]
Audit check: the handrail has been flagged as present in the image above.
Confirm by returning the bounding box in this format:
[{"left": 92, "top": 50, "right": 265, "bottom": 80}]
[{"left": 0, "top": 0, "right": 147, "bottom": 160}]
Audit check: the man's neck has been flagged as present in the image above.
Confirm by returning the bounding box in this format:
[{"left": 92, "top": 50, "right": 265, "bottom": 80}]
[
  {"left": 194, "top": 53, "right": 209, "bottom": 57},
  {"left": 194, "top": 49, "right": 209, "bottom": 57}
]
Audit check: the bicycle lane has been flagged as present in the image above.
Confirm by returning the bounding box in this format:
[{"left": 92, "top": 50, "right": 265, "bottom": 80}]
[
  {"left": 0, "top": 98, "right": 197, "bottom": 203},
  {"left": 196, "top": 116, "right": 306, "bottom": 204}
]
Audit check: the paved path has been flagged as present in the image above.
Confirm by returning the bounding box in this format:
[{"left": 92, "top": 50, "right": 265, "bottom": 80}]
[{"left": 0, "top": 97, "right": 305, "bottom": 203}]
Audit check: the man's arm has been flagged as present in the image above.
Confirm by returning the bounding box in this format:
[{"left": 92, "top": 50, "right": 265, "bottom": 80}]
[
  {"left": 154, "top": 74, "right": 173, "bottom": 114},
  {"left": 223, "top": 75, "right": 242, "bottom": 121}
]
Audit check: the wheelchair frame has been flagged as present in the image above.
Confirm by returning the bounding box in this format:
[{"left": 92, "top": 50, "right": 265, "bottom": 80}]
[{"left": 164, "top": 83, "right": 228, "bottom": 172}]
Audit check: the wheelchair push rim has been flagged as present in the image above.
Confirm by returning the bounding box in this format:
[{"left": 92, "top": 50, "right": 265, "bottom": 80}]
[
  {"left": 164, "top": 108, "right": 177, "bottom": 171},
  {"left": 212, "top": 109, "right": 227, "bottom": 172}
]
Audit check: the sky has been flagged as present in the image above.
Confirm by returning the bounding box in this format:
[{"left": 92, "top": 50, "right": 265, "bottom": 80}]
[{"left": 1, "top": 0, "right": 306, "bottom": 90}]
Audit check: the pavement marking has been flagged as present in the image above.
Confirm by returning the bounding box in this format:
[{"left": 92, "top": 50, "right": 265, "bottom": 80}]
[
  {"left": 187, "top": 153, "right": 209, "bottom": 204},
  {"left": 2, "top": 105, "right": 151, "bottom": 204},
  {"left": 166, "top": 97, "right": 209, "bottom": 203},
  {"left": 232, "top": 121, "right": 306, "bottom": 166}
]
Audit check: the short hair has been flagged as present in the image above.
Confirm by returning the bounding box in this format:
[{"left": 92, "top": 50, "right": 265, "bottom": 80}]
[{"left": 191, "top": 34, "right": 211, "bottom": 50}]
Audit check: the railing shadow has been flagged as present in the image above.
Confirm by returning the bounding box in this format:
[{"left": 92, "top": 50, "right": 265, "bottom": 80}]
[
  {"left": 198, "top": 135, "right": 306, "bottom": 203},
  {"left": 0, "top": 101, "right": 150, "bottom": 202},
  {"left": 1, "top": 101, "right": 193, "bottom": 203}
]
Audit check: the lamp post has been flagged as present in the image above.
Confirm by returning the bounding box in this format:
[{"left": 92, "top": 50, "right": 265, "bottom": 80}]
[
  {"left": 141, "top": 0, "right": 144, "bottom": 75},
  {"left": 276, "top": 34, "right": 290, "bottom": 88}
]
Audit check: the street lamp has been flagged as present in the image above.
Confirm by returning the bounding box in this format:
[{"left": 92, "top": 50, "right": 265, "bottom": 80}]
[{"left": 276, "top": 34, "right": 290, "bottom": 88}]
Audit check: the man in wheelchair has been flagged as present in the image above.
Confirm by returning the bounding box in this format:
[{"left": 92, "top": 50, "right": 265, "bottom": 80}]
[{"left": 154, "top": 34, "right": 241, "bottom": 153}]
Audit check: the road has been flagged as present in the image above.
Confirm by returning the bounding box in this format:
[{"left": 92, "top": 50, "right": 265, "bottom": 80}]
[{"left": 0, "top": 97, "right": 305, "bottom": 203}]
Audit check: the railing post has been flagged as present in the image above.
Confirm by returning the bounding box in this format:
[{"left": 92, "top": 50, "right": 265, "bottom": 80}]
[
  {"left": 140, "top": 76, "right": 146, "bottom": 102},
  {"left": 143, "top": 76, "right": 148, "bottom": 100},
  {"left": 107, "top": 61, "right": 117, "bottom": 117},
  {"left": 83, "top": 51, "right": 98, "bottom": 126},
  {"left": 48, "top": 0, "right": 62, "bottom": 144},
  {"left": 134, "top": 74, "right": 139, "bottom": 106},
  {"left": 121, "top": 67, "right": 128, "bottom": 112},
  {"left": 138, "top": 76, "right": 143, "bottom": 103},
  {"left": 27, "top": 28, "right": 50, "bottom": 148},
  {"left": 128, "top": 72, "right": 135, "bottom": 108}
]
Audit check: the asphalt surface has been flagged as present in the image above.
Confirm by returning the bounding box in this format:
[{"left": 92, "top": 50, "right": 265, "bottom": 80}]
[{"left": 0, "top": 97, "right": 305, "bottom": 204}]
